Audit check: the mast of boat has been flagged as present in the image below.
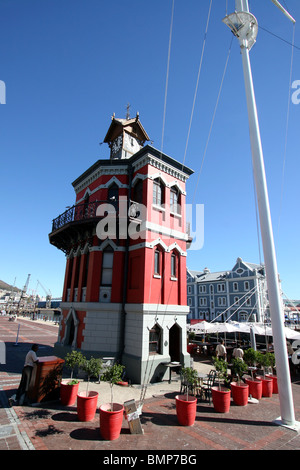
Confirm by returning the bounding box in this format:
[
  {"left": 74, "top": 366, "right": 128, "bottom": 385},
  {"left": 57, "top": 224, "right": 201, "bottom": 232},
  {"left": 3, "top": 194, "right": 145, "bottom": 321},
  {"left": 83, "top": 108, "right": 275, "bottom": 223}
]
[{"left": 223, "top": 0, "right": 298, "bottom": 429}]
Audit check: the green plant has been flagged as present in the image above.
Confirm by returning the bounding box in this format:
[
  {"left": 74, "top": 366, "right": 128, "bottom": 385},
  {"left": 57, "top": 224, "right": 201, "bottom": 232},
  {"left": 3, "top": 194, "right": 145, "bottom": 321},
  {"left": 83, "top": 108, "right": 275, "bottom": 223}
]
[
  {"left": 180, "top": 367, "right": 198, "bottom": 400},
  {"left": 80, "top": 356, "right": 103, "bottom": 395},
  {"left": 256, "top": 352, "right": 275, "bottom": 376},
  {"left": 102, "top": 363, "right": 125, "bottom": 410},
  {"left": 66, "top": 379, "right": 79, "bottom": 385},
  {"left": 213, "top": 357, "right": 228, "bottom": 390},
  {"left": 64, "top": 351, "right": 84, "bottom": 379},
  {"left": 231, "top": 358, "right": 248, "bottom": 385},
  {"left": 188, "top": 332, "right": 196, "bottom": 342},
  {"left": 243, "top": 348, "right": 259, "bottom": 367}
]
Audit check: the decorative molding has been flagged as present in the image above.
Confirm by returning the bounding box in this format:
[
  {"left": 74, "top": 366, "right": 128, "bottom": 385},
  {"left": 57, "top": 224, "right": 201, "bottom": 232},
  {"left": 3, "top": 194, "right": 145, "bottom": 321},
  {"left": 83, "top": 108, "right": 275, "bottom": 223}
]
[
  {"left": 74, "top": 166, "right": 129, "bottom": 195},
  {"left": 132, "top": 153, "right": 189, "bottom": 183}
]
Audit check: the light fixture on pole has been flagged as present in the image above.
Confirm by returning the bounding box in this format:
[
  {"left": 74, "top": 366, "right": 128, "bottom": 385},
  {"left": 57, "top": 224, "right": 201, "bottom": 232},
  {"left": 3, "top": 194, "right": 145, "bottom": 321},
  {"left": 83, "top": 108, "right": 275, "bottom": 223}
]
[{"left": 223, "top": 0, "right": 299, "bottom": 431}]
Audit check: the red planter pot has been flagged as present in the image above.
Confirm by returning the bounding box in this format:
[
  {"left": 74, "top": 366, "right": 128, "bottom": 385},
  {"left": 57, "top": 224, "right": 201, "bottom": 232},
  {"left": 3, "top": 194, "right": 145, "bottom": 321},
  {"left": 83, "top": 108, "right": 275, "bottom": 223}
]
[
  {"left": 60, "top": 380, "right": 79, "bottom": 406},
  {"left": 266, "top": 374, "right": 278, "bottom": 394},
  {"left": 175, "top": 395, "right": 197, "bottom": 426},
  {"left": 99, "top": 403, "right": 124, "bottom": 440},
  {"left": 256, "top": 376, "right": 273, "bottom": 397},
  {"left": 231, "top": 382, "right": 249, "bottom": 406},
  {"left": 245, "top": 378, "right": 262, "bottom": 400},
  {"left": 211, "top": 387, "right": 231, "bottom": 413},
  {"left": 77, "top": 391, "right": 99, "bottom": 422}
]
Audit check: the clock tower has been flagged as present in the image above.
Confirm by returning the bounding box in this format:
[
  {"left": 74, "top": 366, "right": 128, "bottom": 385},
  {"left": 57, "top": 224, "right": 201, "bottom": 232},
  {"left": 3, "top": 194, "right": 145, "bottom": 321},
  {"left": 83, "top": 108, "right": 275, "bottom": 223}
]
[
  {"left": 49, "top": 110, "right": 194, "bottom": 384},
  {"left": 104, "top": 111, "right": 150, "bottom": 160}
]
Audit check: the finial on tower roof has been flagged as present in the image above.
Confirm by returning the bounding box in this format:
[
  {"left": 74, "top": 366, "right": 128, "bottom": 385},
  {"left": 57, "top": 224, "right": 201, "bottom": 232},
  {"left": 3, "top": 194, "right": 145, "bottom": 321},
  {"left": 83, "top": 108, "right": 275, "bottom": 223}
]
[{"left": 126, "top": 103, "right": 131, "bottom": 120}]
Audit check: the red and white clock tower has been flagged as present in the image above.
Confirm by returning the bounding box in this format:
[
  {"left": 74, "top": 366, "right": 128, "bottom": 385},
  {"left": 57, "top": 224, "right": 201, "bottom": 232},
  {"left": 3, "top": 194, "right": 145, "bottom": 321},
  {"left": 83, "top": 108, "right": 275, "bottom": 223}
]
[{"left": 49, "top": 112, "right": 194, "bottom": 383}]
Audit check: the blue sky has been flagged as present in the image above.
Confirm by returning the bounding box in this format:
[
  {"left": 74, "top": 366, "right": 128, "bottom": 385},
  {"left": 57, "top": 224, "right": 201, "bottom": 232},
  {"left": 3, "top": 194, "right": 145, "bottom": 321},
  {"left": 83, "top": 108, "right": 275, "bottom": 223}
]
[{"left": 0, "top": 0, "right": 299, "bottom": 301}]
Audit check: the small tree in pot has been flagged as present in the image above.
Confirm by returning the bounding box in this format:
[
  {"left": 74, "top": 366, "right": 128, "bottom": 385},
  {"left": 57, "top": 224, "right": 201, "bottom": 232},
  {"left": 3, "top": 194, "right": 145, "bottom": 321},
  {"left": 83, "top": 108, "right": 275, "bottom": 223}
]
[
  {"left": 212, "top": 358, "right": 231, "bottom": 413},
  {"left": 243, "top": 348, "right": 263, "bottom": 400},
  {"left": 230, "top": 358, "right": 249, "bottom": 406},
  {"left": 64, "top": 350, "right": 84, "bottom": 379},
  {"left": 99, "top": 363, "right": 125, "bottom": 440},
  {"left": 102, "top": 363, "right": 125, "bottom": 411},
  {"left": 255, "top": 352, "right": 274, "bottom": 397},
  {"left": 60, "top": 350, "right": 84, "bottom": 406},
  {"left": 231, "top": 358, "right": 248, "bottom": 385},
  {"left": 80, "top": 356, "right": 103, "bottom": 396},
  {"left": 243, "top": 348, "right": 259, "bottom": 368},
  {"left": 181, "top": 367, "right": 198, "bottom": 400},
  {"left": 77, "top": 356, "right": 103, "bottom": 422},
  {"left": 176, "top": 367, "right": 198, "bottom": 426}
]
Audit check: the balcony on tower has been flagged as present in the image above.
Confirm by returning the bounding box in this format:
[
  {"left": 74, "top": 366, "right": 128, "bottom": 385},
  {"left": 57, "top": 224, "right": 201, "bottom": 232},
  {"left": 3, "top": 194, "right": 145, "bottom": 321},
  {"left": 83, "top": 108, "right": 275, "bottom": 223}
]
[{"left": 48, "top": 198, "right": 145, "bottom": 253}]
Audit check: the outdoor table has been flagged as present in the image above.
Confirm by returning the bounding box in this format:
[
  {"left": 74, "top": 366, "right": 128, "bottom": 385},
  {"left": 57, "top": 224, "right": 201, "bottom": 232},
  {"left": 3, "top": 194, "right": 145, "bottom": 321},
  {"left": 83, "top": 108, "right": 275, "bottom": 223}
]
[
  {"left": 163, "top": 362, "right": 180, "bottom": 384},
  {"left": 197, "top": 372, "right": 208, "bottom": 386}
]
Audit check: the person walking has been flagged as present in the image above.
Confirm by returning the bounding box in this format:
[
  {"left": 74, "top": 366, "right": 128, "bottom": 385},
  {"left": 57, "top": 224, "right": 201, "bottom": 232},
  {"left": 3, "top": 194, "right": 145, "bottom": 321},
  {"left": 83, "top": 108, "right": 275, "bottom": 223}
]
[
  {"left": 215, "top": 339, "right": 227, "bottom": 361},
  {"left": 10, "top": 344, "right": 39, "bottom": 405}
]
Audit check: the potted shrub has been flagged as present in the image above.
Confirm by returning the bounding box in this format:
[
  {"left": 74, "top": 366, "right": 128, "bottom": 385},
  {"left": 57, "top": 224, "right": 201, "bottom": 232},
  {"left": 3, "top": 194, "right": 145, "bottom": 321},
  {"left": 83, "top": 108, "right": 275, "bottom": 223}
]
[
  {"left": 211, "top": 358, "right": 231, "bottom": 413},
  {"left": 265, "top": 352, "right": 278, "bottom": 394},
  {"left": 256, "top": 352, "right": 273, "bottom": 397},
  {"left": 99, "top": 363, "right": 125, "bottom": 440},
  {"left": 243, "top": 348, "right": 262, "bottom": 400},
  {"left": 175, "top": 367, "right": 198, "bottom": 426},
  {"left": 60, "top": 350, "right": 83, "bottom": 406},
  {"left": 77, "top": 356, "right": 102, "bottom": 422},
  {"left": 230, "top": 358, "right": 249, "bottom": 406}
]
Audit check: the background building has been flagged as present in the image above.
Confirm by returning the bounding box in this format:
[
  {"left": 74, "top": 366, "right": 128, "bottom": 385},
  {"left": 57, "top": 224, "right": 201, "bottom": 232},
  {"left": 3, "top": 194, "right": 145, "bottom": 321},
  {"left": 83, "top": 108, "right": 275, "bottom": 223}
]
[
  {"left": 187, "top": 257, "right": 273, "bottom": 323},
  {"left": 49, "top": 113, "right": 193, "bottom": 383}
]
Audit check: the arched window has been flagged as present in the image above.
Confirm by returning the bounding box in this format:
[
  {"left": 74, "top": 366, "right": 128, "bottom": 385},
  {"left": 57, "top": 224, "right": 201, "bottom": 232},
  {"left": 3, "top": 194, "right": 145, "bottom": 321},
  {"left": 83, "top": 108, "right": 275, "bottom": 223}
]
[
  {"left": 170, "top": 186, "right": 181, "bottom": 214},
  {"left": 83, "top": 192, "right": 90, "bottom": 218},
  {"left": 108, "top": 183, "right": 119, "bottom": 212},
  {"left": 132, "top": 179, "right": 143, "bottom": 204},
  {"left": 154, "top": 247, "right": 162, "bottom": 276},
  {"left": 149, "top": 324, "right": 162, "bottom": 355},
  {"left": 82, "top": 250, "right": 90, "bottom": 288},
  {"left": 171, "top": 252, "right": 178, "bottom": 278},
  {"left": 153, "top": 178, "right": 164, "bottom": 206},
  {"left": 101, "top": 245, "right": 114, "bottom": 286}
]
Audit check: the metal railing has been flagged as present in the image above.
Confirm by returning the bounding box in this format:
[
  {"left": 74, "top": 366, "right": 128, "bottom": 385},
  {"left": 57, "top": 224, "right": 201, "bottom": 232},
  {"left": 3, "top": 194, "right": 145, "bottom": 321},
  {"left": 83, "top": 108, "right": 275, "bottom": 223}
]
[{"left": 51, "top": 200, "right": 111, "bottom": 232}]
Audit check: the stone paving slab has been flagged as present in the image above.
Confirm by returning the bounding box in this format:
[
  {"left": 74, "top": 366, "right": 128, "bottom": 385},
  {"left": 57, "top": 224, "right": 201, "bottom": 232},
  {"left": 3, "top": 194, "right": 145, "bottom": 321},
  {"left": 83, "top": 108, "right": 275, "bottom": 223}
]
[{"left": 0, "top": 316, "right": 300, "bottom": 452}]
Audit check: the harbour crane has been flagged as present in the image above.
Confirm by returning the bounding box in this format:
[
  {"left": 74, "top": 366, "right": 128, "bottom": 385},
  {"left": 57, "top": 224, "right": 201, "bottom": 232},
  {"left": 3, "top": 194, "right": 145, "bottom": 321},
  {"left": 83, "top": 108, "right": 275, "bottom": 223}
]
[
  {"left": 37, "top": 280, "right": 52, "bottom": 308},
  {"left": 16, "top": 274, "right": 31, "bottom": 315}
]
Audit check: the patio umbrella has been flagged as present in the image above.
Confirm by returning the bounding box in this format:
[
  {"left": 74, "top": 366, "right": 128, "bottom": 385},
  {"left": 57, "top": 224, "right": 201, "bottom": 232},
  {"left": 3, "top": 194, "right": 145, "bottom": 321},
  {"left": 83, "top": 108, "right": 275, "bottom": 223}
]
[
  {"left": 283, "top": 327, "right": 300, "bottom": 340},
  {"left": 189, "top": 321, "right": 215, "bottom": 334},
  {"left": 210, "top": 322, "right": 239, "bottom": 333}
]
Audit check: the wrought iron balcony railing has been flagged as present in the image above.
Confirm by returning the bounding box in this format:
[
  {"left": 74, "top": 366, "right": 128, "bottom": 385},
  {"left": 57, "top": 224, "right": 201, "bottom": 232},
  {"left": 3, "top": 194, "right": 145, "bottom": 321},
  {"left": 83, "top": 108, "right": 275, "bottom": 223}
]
[{"left": 51, "top": 200, "right": 111, "bottom": 232}]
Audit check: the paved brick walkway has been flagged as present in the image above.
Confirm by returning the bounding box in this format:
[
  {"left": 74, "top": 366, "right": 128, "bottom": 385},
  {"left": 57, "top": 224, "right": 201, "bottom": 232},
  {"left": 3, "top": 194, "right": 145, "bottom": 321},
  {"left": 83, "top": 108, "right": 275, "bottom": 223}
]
[{"left": 0, "top": 316, "right": 300, "bottom": 452}]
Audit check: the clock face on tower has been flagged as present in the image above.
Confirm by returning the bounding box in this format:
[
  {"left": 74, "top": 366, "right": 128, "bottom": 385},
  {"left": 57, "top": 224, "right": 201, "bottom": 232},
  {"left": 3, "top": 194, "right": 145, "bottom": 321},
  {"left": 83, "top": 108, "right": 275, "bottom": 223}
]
[{"left": 111, "top": 135, "right": 122, "bottom": 156}]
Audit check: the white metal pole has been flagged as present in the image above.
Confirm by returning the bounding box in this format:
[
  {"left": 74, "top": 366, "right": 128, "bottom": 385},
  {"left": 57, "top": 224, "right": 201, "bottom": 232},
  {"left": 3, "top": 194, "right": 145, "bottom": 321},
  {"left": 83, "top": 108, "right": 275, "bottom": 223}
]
[
  {"left": 234, "top": 0, "right": 296, "bottom": 426},
  {"left": 15, "top": 323, "right": 20, "bottom": 346}
]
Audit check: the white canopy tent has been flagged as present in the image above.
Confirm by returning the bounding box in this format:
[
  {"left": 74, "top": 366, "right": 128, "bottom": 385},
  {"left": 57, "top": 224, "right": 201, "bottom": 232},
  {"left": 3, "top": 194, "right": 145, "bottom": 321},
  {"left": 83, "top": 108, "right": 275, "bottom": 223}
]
[{"left": 188, "top": 321, "right": 300, "bottom": 341}]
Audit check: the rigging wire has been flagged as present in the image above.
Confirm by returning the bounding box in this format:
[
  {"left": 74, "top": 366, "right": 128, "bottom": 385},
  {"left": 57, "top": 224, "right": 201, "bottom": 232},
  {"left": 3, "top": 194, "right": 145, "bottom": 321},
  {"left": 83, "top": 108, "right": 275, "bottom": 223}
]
[
  {"left": 140, "top": 0, "right": 215, "bottom": 405},
  {"left": 161, "top": 0, "right": 175, "bottom": 155},
  {"left": 210, "top": 284, "right": 258, "bottom": 322},
  {"left": 278, "top": 23, "right": 296, "bottom": 232},
  {"left": 182, "top": 0, "right": 213, "bottom": 169},
  {"left": 258, "top": 25, "right": 300, "bottom": 51},
  {"left": 190, "top": 35, "right": 233, "bottom": 208},
  {"left": 139, "top": 0, "right": 176, "bottom": 404}
]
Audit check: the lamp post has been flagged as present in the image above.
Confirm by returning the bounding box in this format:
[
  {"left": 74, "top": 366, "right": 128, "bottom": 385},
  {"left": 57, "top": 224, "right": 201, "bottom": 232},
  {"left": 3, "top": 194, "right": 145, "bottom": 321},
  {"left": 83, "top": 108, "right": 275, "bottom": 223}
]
[{"left": 223, "top": 0, "right": 298, "bottom": 429}]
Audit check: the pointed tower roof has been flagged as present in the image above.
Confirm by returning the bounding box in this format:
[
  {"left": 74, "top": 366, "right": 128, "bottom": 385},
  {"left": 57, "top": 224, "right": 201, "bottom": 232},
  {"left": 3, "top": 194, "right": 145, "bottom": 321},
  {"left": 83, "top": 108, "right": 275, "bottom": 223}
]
[{"left": 103, "top": 112, "right": 150, "bottom": 145}]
